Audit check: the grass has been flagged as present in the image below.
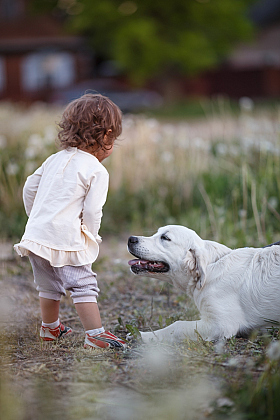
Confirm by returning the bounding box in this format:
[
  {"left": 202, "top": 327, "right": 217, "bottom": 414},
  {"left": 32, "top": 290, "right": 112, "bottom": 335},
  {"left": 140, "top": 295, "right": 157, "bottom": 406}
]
[
  {"left": 142, "top": 96, "right": 280, "bottom": 121},
  {"left": 2, "top": 249, "right": 280, "bottom": 420},
  {"left": 144, "top": 95, "right": 241, "bottom": 120},
  {"left": 1, "top": 99, "right": 280, "bottom": 247}
]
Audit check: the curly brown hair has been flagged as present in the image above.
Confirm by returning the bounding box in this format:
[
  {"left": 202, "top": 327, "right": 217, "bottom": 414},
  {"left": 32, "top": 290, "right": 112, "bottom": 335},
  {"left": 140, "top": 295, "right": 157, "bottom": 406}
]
[{"left": 58, "top": 93, "right": 122, "bottom": 152}]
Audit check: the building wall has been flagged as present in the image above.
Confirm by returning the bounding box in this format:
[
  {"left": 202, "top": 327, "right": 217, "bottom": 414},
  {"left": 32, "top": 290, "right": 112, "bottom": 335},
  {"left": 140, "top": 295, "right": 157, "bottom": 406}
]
[{"left": 0, "top": 0, "right": 91, "bottom": 102}]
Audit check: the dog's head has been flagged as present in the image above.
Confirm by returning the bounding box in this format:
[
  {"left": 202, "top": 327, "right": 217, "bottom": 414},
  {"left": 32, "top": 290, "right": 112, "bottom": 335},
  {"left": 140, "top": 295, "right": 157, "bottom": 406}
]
[{"left": 128, "top": 225, "right": 216, "bottom": 294}]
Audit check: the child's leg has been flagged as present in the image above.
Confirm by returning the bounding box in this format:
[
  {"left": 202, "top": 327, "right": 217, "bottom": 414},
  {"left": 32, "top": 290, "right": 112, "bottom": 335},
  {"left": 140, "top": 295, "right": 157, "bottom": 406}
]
[
  {"left": 56, "top": 264, "right": 127, "bottom": 349},
  {"left": 57, "top": 263, "right": 101, "bottom": 327},
  {"left": 39, "top": 296, "right": 72, "bottom": 340},
  {"left": 74, "top": 302, "right": 102, "bottom": 331},
  {"left": 28, "top": 253, "right": 72, "bottom": 340},
  {"left": 29, "top": 253, "right": 66, "bottom": 307},
  {"left": 40, "top": 297, "right": 60, "bottom": 323}
]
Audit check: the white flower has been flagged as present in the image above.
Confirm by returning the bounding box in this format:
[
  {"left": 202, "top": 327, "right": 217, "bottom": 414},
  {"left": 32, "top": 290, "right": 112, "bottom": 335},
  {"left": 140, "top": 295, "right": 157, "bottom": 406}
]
[
  {"left": 151, "top": 132, "right": 162, "bottom": 143},
  {"left": 43, "top": 126, "right": 56, "bottom": 144},
  {"left": 25, "top": 146, "right": 37, "bottom": 159},
  {"left": 239, "top": 97, "right": 254, "bottom": 111},
  {"left": 216, "top": 143, "right": 227, "bottom": 155},
  {"left": 142, "top": 346, "right": 170, "bottom": 379},
  {"left": 268, "top": 197, "right": 278, "bottom": 209},
  {"left": 228, "top": 145, "right": 240, "bottom": 156},
  {"left": 214, "top": 340, "right": 225, "bottom": 354},
  {"left": 260, "top": 140, "right": 275, "bottom": 153},
  {"left": 6, "top": 162, "right": 19, "bottom": 175},
  {"left": 28, "top": 133, "right": 42, "bottom": 147},
  {"left": 122, "top": 118, "right": 134, "bottom": 131},
  {"left": 227, "top": 356, "right": 242, "bottom": 367},
  {"left": 0, "top": 134, "right": 7, "bottom": 148},
  {"left": 25, "top": 161, "right": 37, "bottom": 175},
  {"left": 239, "top": 209, "right": 247, "bottom": 219},
  {"left": 161, "top": 151, "right": 173, "bottom": 163},
  {"left": 193, "top": 137, "right": 208, "bottom": 151},
  {"left": 216, "top": 397, "right": 235, "bottom": 409},
  {"left": 146, "top": 118, "right": 159, "bottom": 129},
  {"left": 164, "top": 124, "right": 176, "bottom": 136},
  {"left": 266, "top": 340, "right": 280, "bottom": 361}
]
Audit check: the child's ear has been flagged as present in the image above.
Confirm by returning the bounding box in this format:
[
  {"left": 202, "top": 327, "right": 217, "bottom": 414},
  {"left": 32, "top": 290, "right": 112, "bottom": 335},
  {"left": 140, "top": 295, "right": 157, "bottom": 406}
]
[
  {"left": 105, "top": 129, "right": 112, "bottom": 137},
  {"left": 104, "top": 129, "right": 113, "bottom": 143}
]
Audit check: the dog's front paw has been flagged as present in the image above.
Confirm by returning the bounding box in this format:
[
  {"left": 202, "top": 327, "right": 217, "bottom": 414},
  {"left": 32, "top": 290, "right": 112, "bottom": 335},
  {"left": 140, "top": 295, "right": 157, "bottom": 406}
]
[
  {"left": 126, "top": 332, "right": 133, "bottom": 341},
  {"left": 140, "top": 331, "right": 159, "bottom": 344}
]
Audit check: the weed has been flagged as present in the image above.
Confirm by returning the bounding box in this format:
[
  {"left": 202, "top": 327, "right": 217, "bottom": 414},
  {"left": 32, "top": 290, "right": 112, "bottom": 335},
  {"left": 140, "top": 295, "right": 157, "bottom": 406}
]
[{"left": 125, "top": 324, "right": 141, "bottom": 339}]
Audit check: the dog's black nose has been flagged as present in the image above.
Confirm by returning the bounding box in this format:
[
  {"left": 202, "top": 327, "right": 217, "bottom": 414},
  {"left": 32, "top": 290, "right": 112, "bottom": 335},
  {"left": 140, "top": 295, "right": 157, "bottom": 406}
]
[{"left": 128, "top": 236, "right": 139, "bottom": 245}]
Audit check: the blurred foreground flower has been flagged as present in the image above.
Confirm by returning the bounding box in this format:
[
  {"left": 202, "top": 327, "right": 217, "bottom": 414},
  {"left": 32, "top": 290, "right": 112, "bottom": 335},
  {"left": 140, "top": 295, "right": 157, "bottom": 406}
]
[
  {"left": 0, "top": 134, "right": 6, "bottom": 148},
  {"left": 266, "top": 340, "right": 280, "bottom": 361}
]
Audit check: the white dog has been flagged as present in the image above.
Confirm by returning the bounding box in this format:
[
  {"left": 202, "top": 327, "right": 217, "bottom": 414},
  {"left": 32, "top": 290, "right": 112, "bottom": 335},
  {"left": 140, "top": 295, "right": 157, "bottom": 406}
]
[{"left": 128, "top": 225, "right": 280, "bottom": 343}]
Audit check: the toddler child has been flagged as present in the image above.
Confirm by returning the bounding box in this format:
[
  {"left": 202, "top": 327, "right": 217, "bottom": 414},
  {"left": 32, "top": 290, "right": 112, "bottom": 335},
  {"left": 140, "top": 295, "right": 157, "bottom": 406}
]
[{"left": 14, "top": 93, "right": 126, "bottom": 349}]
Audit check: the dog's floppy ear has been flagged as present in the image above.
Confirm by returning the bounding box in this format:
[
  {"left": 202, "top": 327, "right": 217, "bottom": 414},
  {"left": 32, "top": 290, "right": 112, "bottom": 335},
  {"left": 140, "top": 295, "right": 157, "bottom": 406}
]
[{"left": 184, "top": 248, "right": 207, "bottom": 290}]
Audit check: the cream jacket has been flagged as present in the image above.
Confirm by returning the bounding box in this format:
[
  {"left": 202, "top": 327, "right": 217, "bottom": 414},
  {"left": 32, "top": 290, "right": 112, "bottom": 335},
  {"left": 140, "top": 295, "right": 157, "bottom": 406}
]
[{"left": 14, "top": 147, "right": 109, "bottom": 267}]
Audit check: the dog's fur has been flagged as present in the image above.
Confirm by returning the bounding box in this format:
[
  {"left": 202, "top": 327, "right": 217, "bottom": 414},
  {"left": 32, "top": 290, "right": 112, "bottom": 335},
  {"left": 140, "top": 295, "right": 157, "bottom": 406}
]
[{"left": 128, "top": 225, "right": 280, "bottom": 343}]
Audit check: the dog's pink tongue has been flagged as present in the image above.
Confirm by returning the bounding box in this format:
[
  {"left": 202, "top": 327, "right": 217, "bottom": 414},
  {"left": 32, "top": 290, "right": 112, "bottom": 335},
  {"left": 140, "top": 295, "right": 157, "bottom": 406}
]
[{"left": 128, "top": 259, "right": 148, "bottom": 266}]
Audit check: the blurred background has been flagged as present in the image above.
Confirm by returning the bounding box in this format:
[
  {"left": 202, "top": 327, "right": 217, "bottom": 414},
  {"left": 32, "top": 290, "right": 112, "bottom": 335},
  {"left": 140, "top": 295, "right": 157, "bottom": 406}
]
[
  {"left": 1, "top": 0, "right": 280, "bottom": 105},
  {"left": 1, "top": 0, "right": 280, "bottom": 245}
]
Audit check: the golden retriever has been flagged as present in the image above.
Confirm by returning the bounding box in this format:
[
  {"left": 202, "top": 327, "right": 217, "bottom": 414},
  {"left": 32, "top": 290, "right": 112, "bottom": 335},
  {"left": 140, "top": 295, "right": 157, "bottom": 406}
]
[{"left": 128, "top": 225, "right": 280, "bottom": 343}]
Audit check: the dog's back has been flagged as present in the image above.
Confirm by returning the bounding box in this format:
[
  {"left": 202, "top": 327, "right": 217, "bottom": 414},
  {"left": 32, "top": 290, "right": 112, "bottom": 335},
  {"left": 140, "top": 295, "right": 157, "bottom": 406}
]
[{"left": 202, "top": 245, "right": 280, "bottom": 335}]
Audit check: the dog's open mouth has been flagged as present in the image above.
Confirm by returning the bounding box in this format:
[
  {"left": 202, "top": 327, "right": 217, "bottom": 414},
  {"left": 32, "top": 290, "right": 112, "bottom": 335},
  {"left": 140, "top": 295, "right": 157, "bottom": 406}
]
[{"left": 128, "top": 258, "right": 169, "bottom": 273}]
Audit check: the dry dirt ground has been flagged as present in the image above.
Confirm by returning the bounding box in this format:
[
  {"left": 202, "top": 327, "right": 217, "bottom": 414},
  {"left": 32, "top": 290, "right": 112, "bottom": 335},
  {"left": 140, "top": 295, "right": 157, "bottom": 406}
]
[{"left": 0, "top": 237, "right": 273, "bottom": 420}]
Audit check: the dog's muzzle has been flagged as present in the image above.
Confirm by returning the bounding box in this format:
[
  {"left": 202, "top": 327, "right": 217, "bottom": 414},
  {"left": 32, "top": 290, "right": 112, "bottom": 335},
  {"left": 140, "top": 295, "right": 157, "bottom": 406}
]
[{"left": 127, "top": 236, "right": 169, "bottom": 274}]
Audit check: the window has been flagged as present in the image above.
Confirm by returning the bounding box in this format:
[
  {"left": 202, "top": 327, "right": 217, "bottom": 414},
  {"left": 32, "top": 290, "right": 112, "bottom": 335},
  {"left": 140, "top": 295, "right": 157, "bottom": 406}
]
[{"left": 22, "top": 51, "right": 75, "bottom": 91}]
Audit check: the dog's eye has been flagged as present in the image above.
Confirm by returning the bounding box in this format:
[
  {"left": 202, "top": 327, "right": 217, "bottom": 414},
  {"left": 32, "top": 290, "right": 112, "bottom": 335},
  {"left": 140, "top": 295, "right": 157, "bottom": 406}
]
[{"left": 161, "top": 234, "right": 171, "bottom": 241}]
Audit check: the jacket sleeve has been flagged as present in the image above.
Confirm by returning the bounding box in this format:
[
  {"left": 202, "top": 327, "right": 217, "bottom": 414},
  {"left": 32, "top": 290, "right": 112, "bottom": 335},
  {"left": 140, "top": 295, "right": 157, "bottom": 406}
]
[
  {"left": 22, "top": 164, "right": 44, "bottom": 216},
  {"left": 82, "top": 170, "right": 109, "bottom": 239}
]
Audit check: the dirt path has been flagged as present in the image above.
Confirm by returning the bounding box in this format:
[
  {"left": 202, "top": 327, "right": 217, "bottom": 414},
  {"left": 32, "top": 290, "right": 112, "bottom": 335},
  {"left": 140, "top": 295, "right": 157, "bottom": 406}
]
[{"left": 0, "top": 238, "right": 273, "bottom": 420}]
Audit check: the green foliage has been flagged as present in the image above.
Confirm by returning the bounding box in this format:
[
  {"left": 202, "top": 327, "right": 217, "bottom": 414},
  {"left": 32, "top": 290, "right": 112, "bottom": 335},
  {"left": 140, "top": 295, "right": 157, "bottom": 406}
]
[
  {"left": 31, "top": 0, "right": 254, "bottom": 84},
  {"left": 103, "top": 181, "right": 190, "bottom": 234},
  {"left": 113, "top": 17, "right": 164, "bottom": 84},
  {"left": 102, "top": 152, "right": 280, "bottom": 248},
  {"left": 228, "top": 361, "right": 280, "bottom": 419},
  {"left": 125, "top": 323, "right": 141, "bottom": 339},
  {"left": 0, "top": 104, "right": 58, "bottom": 239},
  {"left": 2, "top": 100, "right": 280, "bottom": 250}
]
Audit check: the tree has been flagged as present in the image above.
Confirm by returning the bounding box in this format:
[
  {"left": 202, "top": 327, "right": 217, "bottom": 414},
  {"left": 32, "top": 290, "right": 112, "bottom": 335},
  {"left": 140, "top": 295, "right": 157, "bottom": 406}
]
[{"left": 33, "top": 0, "right": 255, "bottom": 85}]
